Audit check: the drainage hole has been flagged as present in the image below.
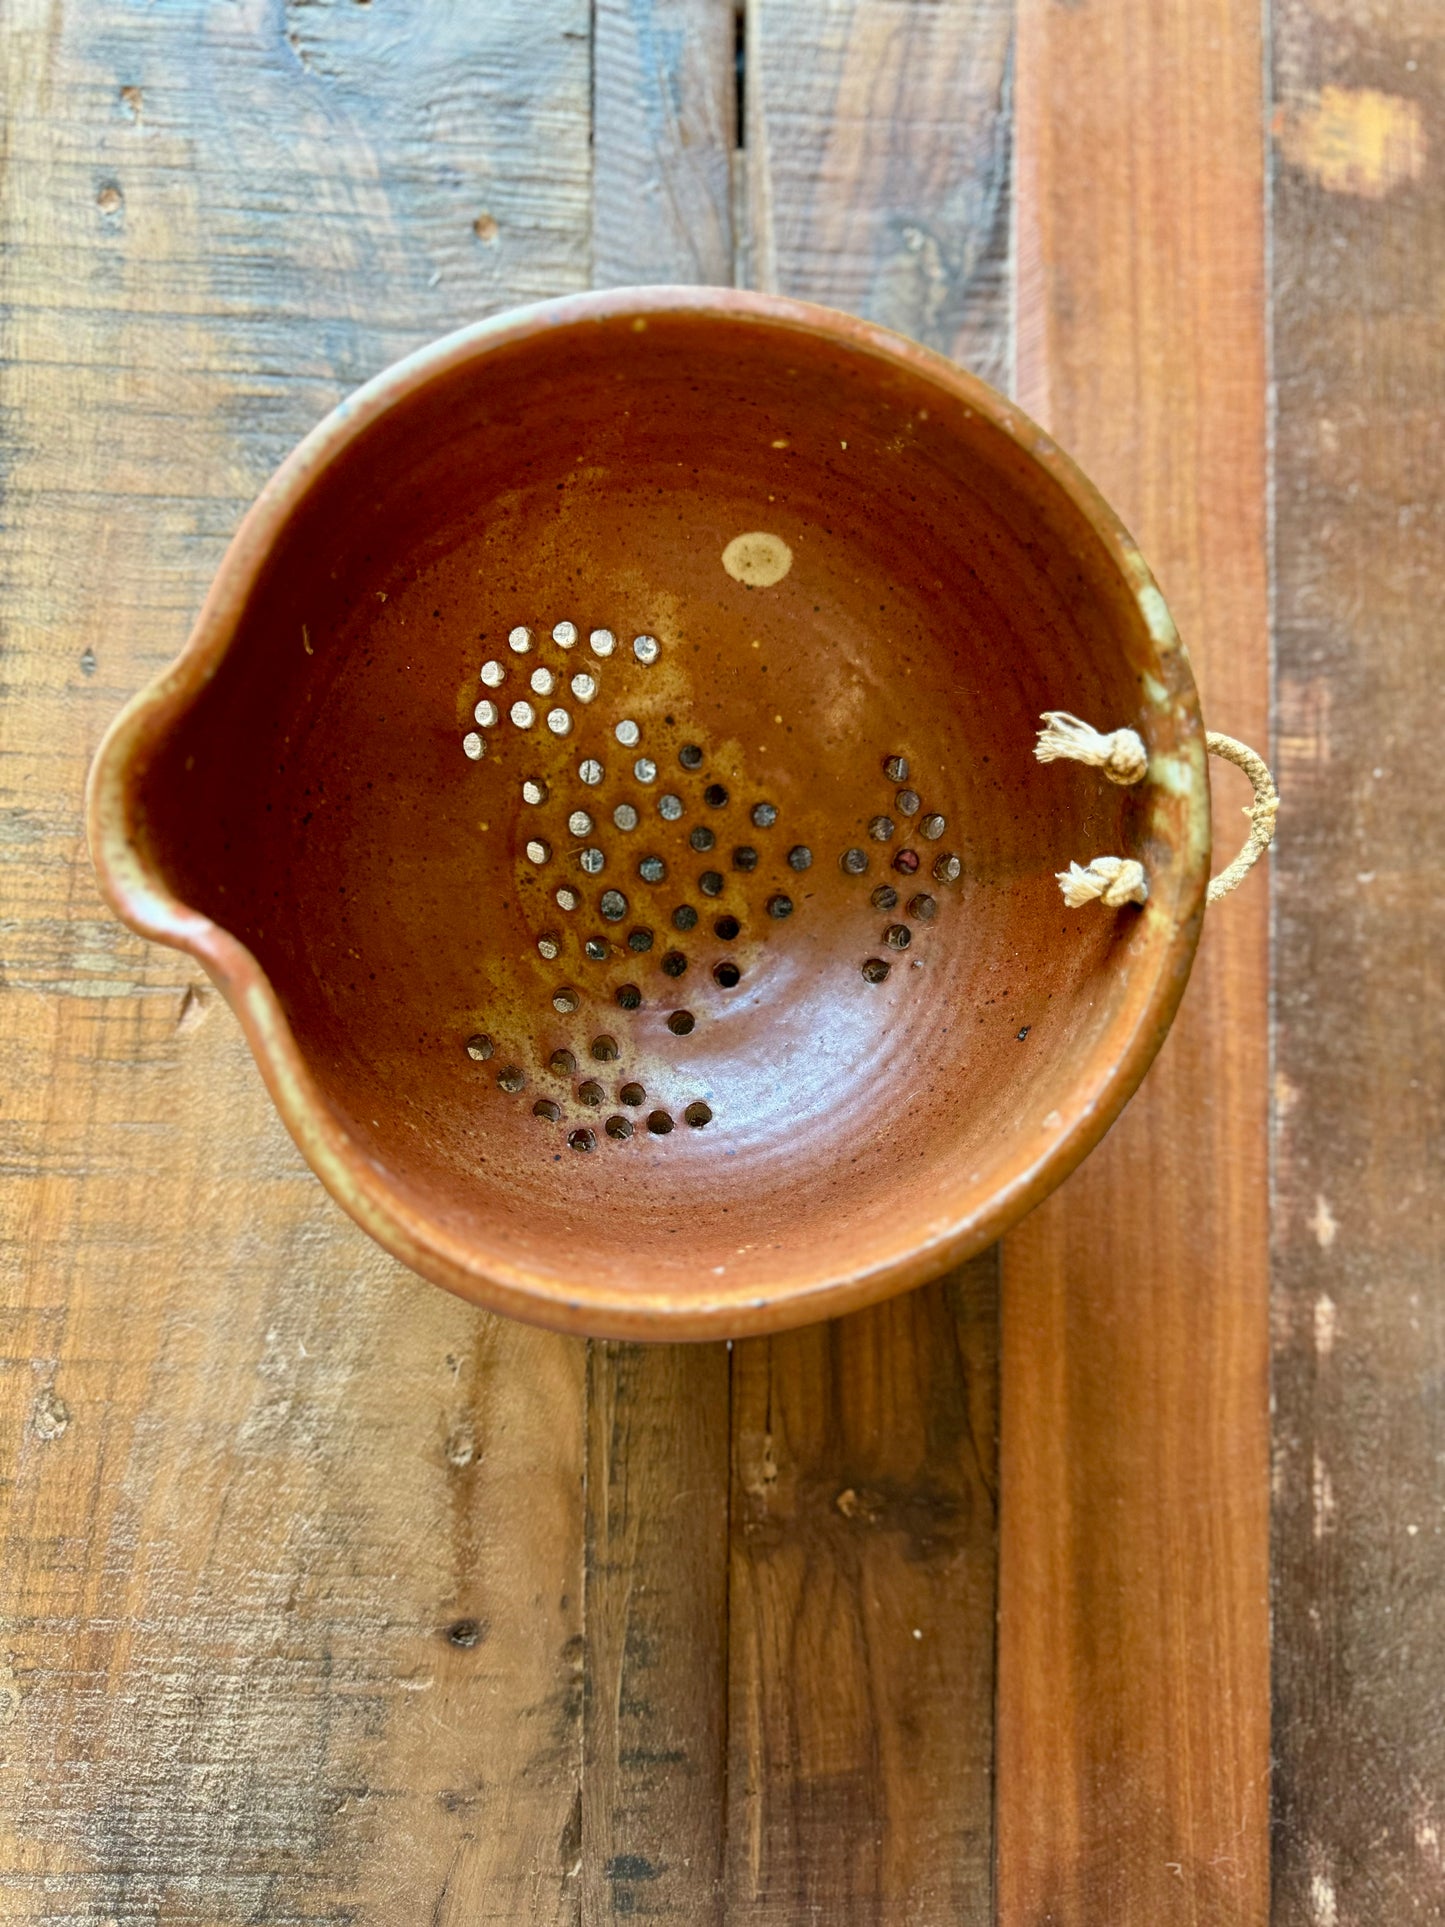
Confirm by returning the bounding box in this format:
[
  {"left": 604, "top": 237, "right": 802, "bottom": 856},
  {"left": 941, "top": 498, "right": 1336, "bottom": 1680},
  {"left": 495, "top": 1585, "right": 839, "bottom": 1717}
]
[
  {"left": 465, "top": 1034, "right": 494, "bottom": 1061},
  {"left": 661, "top": 950, "right": 688, "bottom": 978},
  {"left": 713, "top": 961, "right": 742, "bottom": 988},
  {"left": 714, "top": 915, "right": 741, "bottom": 941},
  {"left": 684, "top": 1102, "right": 713, "bottom": 1129},
  {"left": 568, "top": 1127, "right": 596, "bottom": 1153},
  {"left": 615, "top": 982, "right": 643, "bottom": 1011},
  {"left": 666, "top": 1010, "right": 696, "bottom": 1036},
  {"left": 647, "top": 1110, "right": 675, "bottom": 1135},
  {"left": 533, "top": 1098, "right": 561, "bottom": 1122},
  {"left": 605, "top": 1114, "right": 634, "bottom": 1140},
  {"left": 549, "top": 1048, "right": 577, "bottom": 1076},
  {"left": 619, "top": 1082, "right": 646, "bottom": 1106}
]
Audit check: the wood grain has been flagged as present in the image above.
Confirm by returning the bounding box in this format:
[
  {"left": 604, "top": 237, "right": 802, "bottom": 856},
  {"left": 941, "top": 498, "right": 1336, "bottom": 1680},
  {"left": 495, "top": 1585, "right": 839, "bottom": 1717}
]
[
  {"left": 0, "top": 5, "right": 592, "bottom": 1921},
  {"left": 725, "top": 10, "right": 1013, "bottom": 1916},
  {"left": 747, "top": 0, "right": 1014, "bottom": 390},
  {"left": 581, "top": 19, "right": 737, "bottom": 1921},
  {"left": 582, "top": 1344, "right": 730, "bottom": 1925},
  {"left": 592, "top": 0, "right": 737, "bottom": 288},
  {"left": 728, "top": 1263, "right": 999, "bottom": 1924},
  {"left": 1269, "top": 8, "right": 1445, "bottom": 1921},
  {"left": 998, "top": 2, "right": 1272, "bottom": 1922}
]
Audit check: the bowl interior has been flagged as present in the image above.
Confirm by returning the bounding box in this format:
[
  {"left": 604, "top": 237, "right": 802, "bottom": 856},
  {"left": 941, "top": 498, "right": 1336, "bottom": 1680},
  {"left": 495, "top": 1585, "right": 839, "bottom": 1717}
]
[{"left": 123, "top": 299, "right": 1205, "bottom": 1326}]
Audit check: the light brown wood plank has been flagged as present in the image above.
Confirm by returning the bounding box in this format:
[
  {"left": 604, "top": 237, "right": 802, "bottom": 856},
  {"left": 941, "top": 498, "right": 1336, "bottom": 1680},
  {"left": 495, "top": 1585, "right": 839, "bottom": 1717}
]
[
  {"left": 728, "top": 9, "right": 1014, "bottom": 1917},
  {"left": 592, "top": 0, "right": 737, "bottom": 288},
  {"left": 582, "top": 18, "right": 736, "bottom": 1920},
  {"left": 1269, "top": 11, "right": 1445, "bottom": 1920},
  {"left": 998, "top": 1, "right": 1272, "bottom": 1922},
  {"left": 0, "top": 5, "right": 592, "bottom": 1921}
]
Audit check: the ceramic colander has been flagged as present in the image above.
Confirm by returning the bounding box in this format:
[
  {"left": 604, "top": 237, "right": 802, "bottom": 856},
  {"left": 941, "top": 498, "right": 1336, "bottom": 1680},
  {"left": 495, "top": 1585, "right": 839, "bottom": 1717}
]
[{"left": 87, "top": 289, "right": 1274, "bottom": 1338}]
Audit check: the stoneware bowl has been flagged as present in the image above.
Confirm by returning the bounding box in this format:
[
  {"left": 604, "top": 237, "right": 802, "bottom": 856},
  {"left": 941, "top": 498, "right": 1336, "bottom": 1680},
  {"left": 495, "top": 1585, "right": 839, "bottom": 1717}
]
[{"left": 89, "top": 287, "right": 1245, "bottom": 1339}]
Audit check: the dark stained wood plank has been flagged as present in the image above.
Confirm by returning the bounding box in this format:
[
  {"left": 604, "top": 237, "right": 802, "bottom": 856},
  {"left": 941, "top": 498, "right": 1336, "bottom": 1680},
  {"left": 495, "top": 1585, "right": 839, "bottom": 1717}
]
[
  {"left": 746, "top": 0, "right": 1014, "bottom": 387},
  {"left": 1269, "top": 12, "right": 1445, "bottom": 1922},
  {"left": 0, "top": 6, "right": 593, "bottom": 1922},
  {"left": 582, "top": 20, "right": 736, "bottom": 1922},
  {"left": 727, "top": 10, "right": 1013, "bottom": 1917},
  {"left": 726, "top": 10, "right": 1014, "bottom": 1918},
  {"left": 998, "top": 1, "right": 1272, "bottom": 1922},
  {"left": 728, "top": 1262, "right": 999, "bottom": 1924},
  {"left": 592, "top": 0, "right": 737, "bottom": 288},
  {"left": 582, "top": 1343, "right": 730, "bottom": 1925}
]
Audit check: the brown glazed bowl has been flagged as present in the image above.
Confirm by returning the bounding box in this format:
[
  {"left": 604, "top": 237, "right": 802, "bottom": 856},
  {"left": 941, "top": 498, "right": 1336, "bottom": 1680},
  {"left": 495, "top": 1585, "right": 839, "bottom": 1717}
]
[{"left": 88, "top": 288, "right": 1209, "bottom": 1339}]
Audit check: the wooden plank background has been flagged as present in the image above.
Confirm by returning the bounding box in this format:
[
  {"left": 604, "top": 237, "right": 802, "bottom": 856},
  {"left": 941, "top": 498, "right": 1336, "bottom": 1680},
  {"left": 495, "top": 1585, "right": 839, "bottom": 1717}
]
[
  {"left": 1269, "top": 5, "right": 1445, "bottom": 1923},
  {"left": 0, "top": 1, "right": 1438, "bottom": 1922},
  {"left": 998, "top": 0, "right": 1272, "bottom": 1920}
]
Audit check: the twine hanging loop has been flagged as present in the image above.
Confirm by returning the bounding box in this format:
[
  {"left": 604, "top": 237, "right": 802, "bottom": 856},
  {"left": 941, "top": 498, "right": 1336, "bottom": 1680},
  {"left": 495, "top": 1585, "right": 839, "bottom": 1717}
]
[
  {"left": 1205, "top": 731, "right": 1278, "bottom": 904},
  {"left": 1038, "top": 711, "right": 1278, "bottom": 912}
]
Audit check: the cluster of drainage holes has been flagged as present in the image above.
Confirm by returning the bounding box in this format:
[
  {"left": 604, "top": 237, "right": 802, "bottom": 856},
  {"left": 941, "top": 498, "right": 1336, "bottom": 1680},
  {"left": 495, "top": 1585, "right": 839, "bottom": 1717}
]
[
  {"left": 469, "top": 1039, "right": 713, "bottom": 1144},
  {"left": 533, "top": 1095, "right": 714, "bottom": 1151},
  {"left": 546, "top": 906, "right": 758, "bottom": 992},
  {"left": 856, "top": 754, "right": 964, "bottom": 985}
]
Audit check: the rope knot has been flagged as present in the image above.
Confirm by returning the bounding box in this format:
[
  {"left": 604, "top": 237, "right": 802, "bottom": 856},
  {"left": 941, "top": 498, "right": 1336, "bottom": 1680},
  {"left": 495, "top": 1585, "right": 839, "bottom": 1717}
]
[
  {"left": 1056, "top": 856, "right": 1150, "bottom": 910},
  {"left": 1035, "top": 711, "right": 1148, "bottom": 786}
]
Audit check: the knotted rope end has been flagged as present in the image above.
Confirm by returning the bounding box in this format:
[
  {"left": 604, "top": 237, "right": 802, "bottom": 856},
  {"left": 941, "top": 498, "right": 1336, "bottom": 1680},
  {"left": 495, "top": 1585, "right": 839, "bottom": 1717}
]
[
  {"left": 1056, "top": 856, "right": 1150, "bottom": 910},
  {"left": 1035, "top": 711, "right": 1148, "bottom": 785}
]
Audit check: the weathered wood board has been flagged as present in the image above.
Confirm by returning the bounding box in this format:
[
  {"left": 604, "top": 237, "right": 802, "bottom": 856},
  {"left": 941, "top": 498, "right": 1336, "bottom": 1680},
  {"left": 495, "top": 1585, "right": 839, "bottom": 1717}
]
[
  {"left": 725, "top": 5, "right": 1013, "bottom": 1918},
  {"left": 1269, "top": 7, "right": 1445, "bottom": 1922},
  {"left": 0, "top": 4, "right": 594, "bottom": 1920}
]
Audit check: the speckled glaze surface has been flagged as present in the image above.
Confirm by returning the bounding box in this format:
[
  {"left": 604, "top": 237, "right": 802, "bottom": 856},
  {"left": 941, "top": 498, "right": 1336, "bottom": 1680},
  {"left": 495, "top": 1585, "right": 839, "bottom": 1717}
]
[{"left": 87, "top": 288, "right": 1210, "bottom": 1339}]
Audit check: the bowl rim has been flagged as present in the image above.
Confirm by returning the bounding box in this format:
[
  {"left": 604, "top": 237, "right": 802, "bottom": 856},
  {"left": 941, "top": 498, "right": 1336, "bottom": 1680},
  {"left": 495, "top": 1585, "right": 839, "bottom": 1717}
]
[{"left": 86, "top": 285, "right": 1210, "bottom": 1339}]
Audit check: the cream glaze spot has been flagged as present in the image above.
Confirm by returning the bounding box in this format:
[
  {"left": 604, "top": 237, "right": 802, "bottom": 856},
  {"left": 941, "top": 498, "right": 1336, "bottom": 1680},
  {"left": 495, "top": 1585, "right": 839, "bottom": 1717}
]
[{"left": 722, "top": 530, "right": 793, "bottom": 588}]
